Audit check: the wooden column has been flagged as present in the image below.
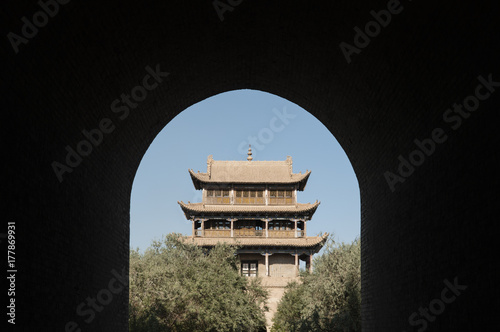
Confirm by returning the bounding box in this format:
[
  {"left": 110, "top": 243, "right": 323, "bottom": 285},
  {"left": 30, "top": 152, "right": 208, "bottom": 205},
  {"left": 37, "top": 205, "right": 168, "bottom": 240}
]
[
  {"left": 192, "top": 220, "right": 195, "bottom": 237},
  {"left": 262, "top": 218, "right": 270, "bottom": 238},
  {"left": 295, "top": 253, "right": 299, "bottom": 276},
  {"left": 265, "top": 186, "right": 268, "bottom": 205},
  {"left": 304, "top": 220, "right": 307, "bottom": 237},
  {"left": 265, "top": 252, "right": 269, "bottom": 276},
  {"left": 201, "top": 219, "right": 205, "bottom": 237},
  {"left": 227, "top": 218, "right": 237, "bottom": 237},
  {"left": 294, "top": 219, "right": 298, "bottom": 238}
]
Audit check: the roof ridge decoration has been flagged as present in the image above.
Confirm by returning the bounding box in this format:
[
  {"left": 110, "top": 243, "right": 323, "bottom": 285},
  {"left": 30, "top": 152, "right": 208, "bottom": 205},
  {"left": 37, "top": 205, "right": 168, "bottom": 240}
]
[
  {"left": 207, "top": 154, "right": 213, "bottom": 179},
  {"left": 286, "top": 155, "right": 292, "bottom": 178}
]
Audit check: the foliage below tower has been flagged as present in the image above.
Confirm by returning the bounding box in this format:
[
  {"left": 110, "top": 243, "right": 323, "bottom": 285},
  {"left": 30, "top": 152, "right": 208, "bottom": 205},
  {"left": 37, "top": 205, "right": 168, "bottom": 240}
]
[
  {"left": 272, "top": 238, "right": 361, "bottom": 332},
  {"left": 129, "top": 234, "right": 268, "bottom": 332}
]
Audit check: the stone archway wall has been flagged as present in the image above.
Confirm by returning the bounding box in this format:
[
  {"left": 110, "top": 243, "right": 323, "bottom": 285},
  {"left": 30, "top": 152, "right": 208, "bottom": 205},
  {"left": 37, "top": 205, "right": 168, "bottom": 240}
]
[{"left": 4, "top": 1, "right": 499, "bottom": 331}]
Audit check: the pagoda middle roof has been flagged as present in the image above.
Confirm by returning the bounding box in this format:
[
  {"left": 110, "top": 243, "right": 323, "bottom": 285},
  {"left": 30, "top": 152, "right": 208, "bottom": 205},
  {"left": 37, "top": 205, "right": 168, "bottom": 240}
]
[
  {"left": 178, "top": 201, "right": 320, "bottom": 217},
  {"left": 189, "top": 155, "right": 311, "bottom": 190}
]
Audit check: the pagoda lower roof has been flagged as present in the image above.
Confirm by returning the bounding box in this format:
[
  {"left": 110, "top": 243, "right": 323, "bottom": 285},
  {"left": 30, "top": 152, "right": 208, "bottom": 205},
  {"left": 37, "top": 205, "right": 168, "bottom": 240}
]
[
  {"left": 178, "top": 201, "right": 320, "bottom": 217},
  {"left": 183, "top": 233, "right": 328, "bottom": 250}
]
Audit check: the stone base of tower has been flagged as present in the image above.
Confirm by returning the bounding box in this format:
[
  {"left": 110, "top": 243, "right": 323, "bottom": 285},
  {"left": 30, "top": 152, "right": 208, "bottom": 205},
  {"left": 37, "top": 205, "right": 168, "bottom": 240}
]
[{"left": 261, "top": 276, "right": 299, "bottom": 331}]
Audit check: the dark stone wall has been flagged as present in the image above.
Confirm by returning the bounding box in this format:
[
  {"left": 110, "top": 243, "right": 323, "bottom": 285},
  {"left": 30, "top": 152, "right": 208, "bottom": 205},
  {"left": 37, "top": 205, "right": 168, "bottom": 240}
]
[{"left": 2, "top": 0, "right": 499, "bottom": 330}]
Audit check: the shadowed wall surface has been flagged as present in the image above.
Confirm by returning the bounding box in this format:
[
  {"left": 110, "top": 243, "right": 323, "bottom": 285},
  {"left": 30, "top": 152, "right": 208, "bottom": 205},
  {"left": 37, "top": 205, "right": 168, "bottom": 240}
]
[{"left": 2, "top": 0, "right": 499, "bottom": 330}]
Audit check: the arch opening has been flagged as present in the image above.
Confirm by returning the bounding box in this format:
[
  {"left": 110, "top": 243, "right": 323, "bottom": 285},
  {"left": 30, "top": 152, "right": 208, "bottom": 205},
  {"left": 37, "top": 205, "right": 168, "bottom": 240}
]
[{"left": 130, "top": 89, "right": 361, "bottom": 330}]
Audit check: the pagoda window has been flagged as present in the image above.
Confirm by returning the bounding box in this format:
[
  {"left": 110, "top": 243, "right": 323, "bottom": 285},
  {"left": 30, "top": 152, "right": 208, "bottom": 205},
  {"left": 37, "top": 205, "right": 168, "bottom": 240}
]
[
  {"left": 241, "top": 261, "right": 258, "bottom": 277},
  {"left": 267, "top": 221, "right": 297, "bottom": 237},
  {"left": 214, "top": 220, "right": 230, "bottom": 229},
  {"left": 256, "top": 191, "right": 264, "bottom": 204},
  {"left": 267, "top": 221, "right": 292, "bottom": 230},
  {"left": 236, "top": 221, "right": 256, "bottom": 229},
  {"left": 272, "top": 221, "right": 291, "bottom": 230},
  {"left": 234, "top": 190, "right": 265, "bottom": 204},
  {"left": 233, "top": 221, "right": 265, "bottom": 236},
  {"left": 269, "top": 189, "right": 294, "bottom": 205},
  {"left": 206, "top": 189, "right": 230, "bottom": 204}
]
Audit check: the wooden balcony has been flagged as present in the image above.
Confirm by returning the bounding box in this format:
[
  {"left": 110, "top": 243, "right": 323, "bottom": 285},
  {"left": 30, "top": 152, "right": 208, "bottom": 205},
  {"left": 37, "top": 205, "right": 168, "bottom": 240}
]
[
  {"left": 234, "top": 229, "right": 264, "bottom": 237},
  {"left": 203, "top": 229, "right": 231, "bottom": 237},
  {"left": 195, "top": 229, "right": 305, "bottom": 238},
  {"left": 268, "top": 230, "right": 304, "bottom": 238}
]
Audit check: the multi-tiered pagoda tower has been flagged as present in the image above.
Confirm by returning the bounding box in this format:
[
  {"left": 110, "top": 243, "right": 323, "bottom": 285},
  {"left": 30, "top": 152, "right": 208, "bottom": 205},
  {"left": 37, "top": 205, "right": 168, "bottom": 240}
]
[{"left": 178, "top": 147, "right": 327, "bottom": 329}]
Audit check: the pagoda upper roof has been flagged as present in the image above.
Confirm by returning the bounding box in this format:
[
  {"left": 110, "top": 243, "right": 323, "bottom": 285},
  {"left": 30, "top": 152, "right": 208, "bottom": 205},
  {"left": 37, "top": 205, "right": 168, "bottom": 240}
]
[
  {"left": 183, "top": 233, "right": 328, "bottom": 252},
  {"left": 178, "top": 201, "right": 320, "bottom": 218},
  {"left": 188, "top": 155, "right": 311, "bottom": 190}
]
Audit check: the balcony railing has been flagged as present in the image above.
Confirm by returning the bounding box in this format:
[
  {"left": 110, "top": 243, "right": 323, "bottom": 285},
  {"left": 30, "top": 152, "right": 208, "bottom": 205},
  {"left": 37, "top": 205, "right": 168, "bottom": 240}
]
[
  {"left": 203, "top": 229, "right": 231, "bottom": 237},
  {"left": 233, "top": 229, "right": 264, "bottom": 237},
  {"left": 205, "top": 197, "right": 231, "bottom": 204},
  {"left": 195, "top": 229, "right": 305, "bottom": 238},
  {"left": 268, "top": 230, "right": 305, "bottom": 238}
]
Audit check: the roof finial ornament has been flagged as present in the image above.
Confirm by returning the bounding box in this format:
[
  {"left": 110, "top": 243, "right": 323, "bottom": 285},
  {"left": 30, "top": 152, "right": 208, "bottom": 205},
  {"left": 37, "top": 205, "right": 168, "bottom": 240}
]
[{"left": 247, "top": 144, "right": 253, "bottom": 161}]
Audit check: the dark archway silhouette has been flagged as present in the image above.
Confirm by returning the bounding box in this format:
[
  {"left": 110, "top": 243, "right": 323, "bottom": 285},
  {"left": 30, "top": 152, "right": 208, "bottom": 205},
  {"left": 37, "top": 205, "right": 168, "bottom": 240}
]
[{"left": 4, "top": 1, "right": 499, "bottom": 331}]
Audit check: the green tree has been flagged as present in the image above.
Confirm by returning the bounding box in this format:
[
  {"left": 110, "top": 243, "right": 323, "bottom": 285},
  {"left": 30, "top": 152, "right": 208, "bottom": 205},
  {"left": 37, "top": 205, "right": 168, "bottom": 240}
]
[
  {"left": 269, "top": 281, "right": 305, "bottom": 332},
  {"left": 272, "top": 237, "right": 361, "bottom": 332},
  {"left": 129, "top": 233, "right": 268, "bottom": 332}
]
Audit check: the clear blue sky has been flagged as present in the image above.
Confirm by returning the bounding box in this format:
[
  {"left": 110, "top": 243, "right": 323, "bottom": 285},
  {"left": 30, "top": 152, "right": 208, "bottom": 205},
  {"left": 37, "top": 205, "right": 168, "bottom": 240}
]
[{"left": 130, "top": 90, "right": 360, "bottom": 253}]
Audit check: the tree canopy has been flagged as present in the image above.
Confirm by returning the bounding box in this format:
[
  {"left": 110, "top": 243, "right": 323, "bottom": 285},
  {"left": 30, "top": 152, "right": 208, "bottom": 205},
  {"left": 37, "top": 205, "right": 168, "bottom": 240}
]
[
  {"left": 272, "top": 238, "right": 361, "bottom": 332},
  {"left": 129, "top": 233, "right": 268, "bottom": 332}
]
